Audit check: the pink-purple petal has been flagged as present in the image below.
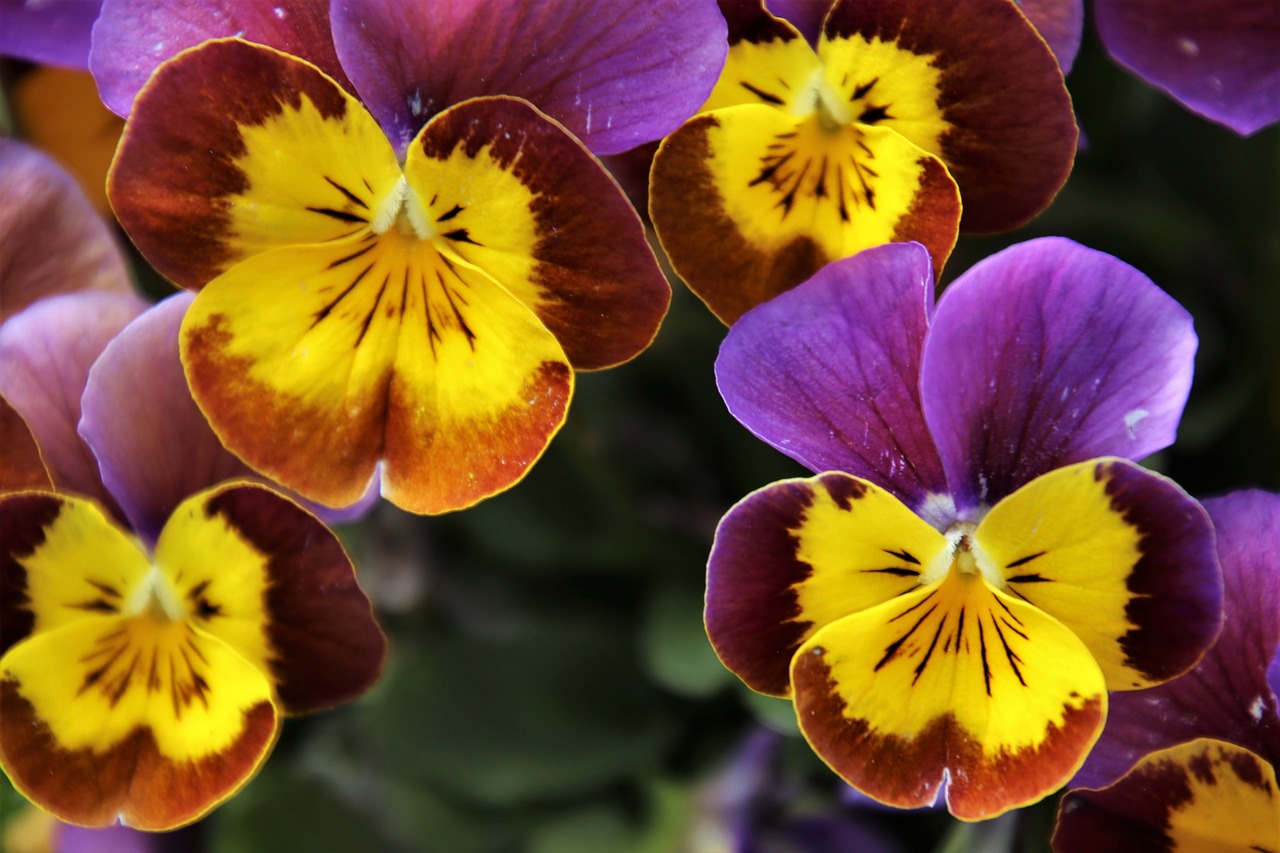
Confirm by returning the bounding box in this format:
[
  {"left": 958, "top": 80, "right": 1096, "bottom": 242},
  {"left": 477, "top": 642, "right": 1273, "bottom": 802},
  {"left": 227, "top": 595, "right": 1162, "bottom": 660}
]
[
  {"left": 79, "top": 294, "right": 379, "bottom": 545},
  {"left": 715, "top": 243, "right": 948, "bottom": 512},
  {"left": 1094, "top": 0, "right": 1280, "bottom": 135},
  {"left": 78, "top": 293, "right": 249, "bottom": 544},
  {"left": 921, "top": 238, "right": 1195, "bottom": 512},
  {"left": 0, "top": 292, "right": 147, "bottom": 514},
  {"left": 0, "top": 138, "right": 132, "bottom": 325},
  {"left": 330, "top": 0, "right": 728, "bottom": 156},
  {"left": 1072, "top": 489, "right": 1280, "bottom": 791},
  {"left": 0, "top": 0, "right": 100, "bottom": 68},
  {"left": 89, "top": 0, "right": 351, "bottom": 117}
]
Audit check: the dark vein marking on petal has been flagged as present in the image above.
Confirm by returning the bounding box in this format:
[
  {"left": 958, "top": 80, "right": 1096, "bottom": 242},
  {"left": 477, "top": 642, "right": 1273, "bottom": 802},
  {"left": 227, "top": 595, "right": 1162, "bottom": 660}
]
[
  {"left": 306, "top": 206, "right": 367, "bottom": 224},
  {"left": 741, "top": 81, "right": 785, "bottom": 105},
  {"left": 991, "top": 615, "right": 1027, "bottom": 687},
  {"left": 324, "top": 176, "right": 369, "bottom": 209},
  {"left": 875, "top": 603, "right": 938, "bottom": 671},
  {"left": 978, "top": 619, "right": 993, "bottom": 696},
  {"left": 326, "top": 243, "right": 376, "bottom": 269},
  {"left": 311, "top": 262, "right": 375, "bottom": 328},
  {"left": 864, "top": 567, "right": 921, "bottom": 577},
  {"left": 355, "top": 274, "right": 390, "bottom": 347},
  {"left": 913, "top": 613, "right": 947, "bottom": 684},
  {"left": 87, "top": 579, "right": 122, "bottom": 599},
  {"left": 1006, "top": 551, "right": 1047, "bottom": 569},
  {"left": 436, "top": 204, "right": 464, "bottom": 222},
  {"left": 884, "top": 548, "right": 921, "bottom": 565},
  {"left": 442, "top": 228, "right": 481, "bottom": 246}
]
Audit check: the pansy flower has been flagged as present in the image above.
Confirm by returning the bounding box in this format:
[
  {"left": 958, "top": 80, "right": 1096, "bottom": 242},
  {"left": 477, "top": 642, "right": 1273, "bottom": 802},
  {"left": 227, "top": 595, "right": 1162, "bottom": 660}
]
[
  {"left": 0, "top": 293, "right": 387, "bottom": 830},
  {"left": 705, "top": 239, "right": 1222, "bottom": 819},
  {"left": 1053, "top": 490, "right": 1280, "bottom": 851},
  {"left": 649, "top": 0, "right": 1077, "bottom": 324},
  {"left": 96, "top": 0, "right": 727, "bottom": 514}
]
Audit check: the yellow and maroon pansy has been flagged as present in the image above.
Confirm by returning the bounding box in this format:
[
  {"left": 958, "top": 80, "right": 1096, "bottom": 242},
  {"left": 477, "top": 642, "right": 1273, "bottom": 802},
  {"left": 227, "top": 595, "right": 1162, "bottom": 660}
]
[
  {"left": 108, "top": 38, "right": 670, "bottom": 514},
  {"left": 1054, "top": 739, "right": 1280, "bottom": 851},
  {"left": 708, "top": 241, "right": 1221, "bottom": 819},
  {"left": 0, "top": 483, "right": 385, "bottom": 830},
  {"left": 710, "top": 459, "right": 1217, "bottom": 819},
  {"left": 651, "top": 0, "right": 1077, "bottom": 323}
]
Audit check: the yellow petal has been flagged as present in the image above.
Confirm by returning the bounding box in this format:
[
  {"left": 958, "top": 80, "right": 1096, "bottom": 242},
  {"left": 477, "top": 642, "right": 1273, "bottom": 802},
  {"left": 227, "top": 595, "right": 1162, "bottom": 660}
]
[
  {"left": 792, "top": 570, "right": 1105, "bottom": 820},
  {"left": 0, "top": 616, "right": 277, "bottom": 830}
]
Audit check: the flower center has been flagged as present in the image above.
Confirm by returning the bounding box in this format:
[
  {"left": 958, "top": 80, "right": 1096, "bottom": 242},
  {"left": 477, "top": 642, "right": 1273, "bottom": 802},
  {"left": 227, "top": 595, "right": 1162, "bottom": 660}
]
[
  {"left": 920, "top": 523, "right": 1005, "bottom": 590},
  {"left": 123, "top": 565, "right": 184, "bottom": 623},
  {"left": 370, "top": 174, "right": 434, "bottom": 239}
]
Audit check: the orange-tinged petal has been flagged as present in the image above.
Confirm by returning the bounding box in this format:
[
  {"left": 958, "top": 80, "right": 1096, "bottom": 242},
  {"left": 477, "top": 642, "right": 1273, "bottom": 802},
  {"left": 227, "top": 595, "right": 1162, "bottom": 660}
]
[
  {"left": 650, "top": 103, "right": 959, "bottom": 324},
  {"left": 792, "top": 571, "right": 1105, "bottom": 820},
  {"left": 109, "top": 38, "right": 402, "bottom": 289},
  {"left": 404, "top": 96, "right": 670, "bottom": 370},
  {"left": 180, "top": 232, "right": 572, "bottom": 514},
  {"left": 0, "top": 617, "right": 278, "bottom": 830}
]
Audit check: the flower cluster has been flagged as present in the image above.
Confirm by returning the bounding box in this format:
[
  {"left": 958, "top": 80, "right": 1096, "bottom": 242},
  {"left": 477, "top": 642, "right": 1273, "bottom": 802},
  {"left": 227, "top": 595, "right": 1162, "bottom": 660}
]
[{"left": 1, "top": 0, "right": 1277, "bottom": 848}]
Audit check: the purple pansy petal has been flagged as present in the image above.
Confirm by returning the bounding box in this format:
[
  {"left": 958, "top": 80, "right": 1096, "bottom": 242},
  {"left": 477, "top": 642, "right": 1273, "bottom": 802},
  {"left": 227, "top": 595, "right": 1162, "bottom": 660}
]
[
  {"left": 0, "top": 0, "right": 100, "bottom": 68},
  {"left": 760, "top": 0, "right": 828, "bottom": 44},
  {"left": 921, "top": 238, "right": 1195, "bottom": 513},
  {"left": 716, "top": 243, "right": 949, "bottom": 511},
  {"left": 1072, "top": 490, "right": 1280, "bottom": 791},
  {"left": 331, "top": 0, "right": 728, "bottom": 156},
  {"left": 1094, "top": 0, "right": 1280, "bottom": 136},
  {"left": 89, "top": 0, "right": 350, "bottom": 117},
  {"left": 0, "top": 292, "right": 147, "bottom": 513},
  {"left": 79, "top": 293, "right": 380, "bottom": 545},
  {"left": 0, "top": 139, "right": 132, "bottom": 325},
  {"left": 1015, "top": 0, "right": 1083, "bottom": 73}
]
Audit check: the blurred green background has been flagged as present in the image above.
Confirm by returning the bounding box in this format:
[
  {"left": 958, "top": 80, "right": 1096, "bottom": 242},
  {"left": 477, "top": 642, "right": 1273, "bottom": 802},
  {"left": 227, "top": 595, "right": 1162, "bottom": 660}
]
[{"left": 2, "top": 17, "right": 1278, "bottom": 853}]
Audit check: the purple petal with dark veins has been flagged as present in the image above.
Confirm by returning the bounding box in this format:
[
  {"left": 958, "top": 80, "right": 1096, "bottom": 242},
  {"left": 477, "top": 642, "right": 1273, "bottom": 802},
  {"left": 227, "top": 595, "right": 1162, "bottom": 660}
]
[
  {"left": 716, "top": 243, "right": 949, "bottom": 513},
  {"left": 1071, "top": 489, "right": 1280, "bottom": 791},
  {"left": 921, "top": 237, "right": 1195, "bottom": 513},
  {"left": 1094, "top": 0, "right": 1280, "bottom": 135},
  {"left": 330, "top": 0, "right": 728, "bottom": 156},
  {"left": 90, "top": 0, "right": 351, "bottom": 117}
]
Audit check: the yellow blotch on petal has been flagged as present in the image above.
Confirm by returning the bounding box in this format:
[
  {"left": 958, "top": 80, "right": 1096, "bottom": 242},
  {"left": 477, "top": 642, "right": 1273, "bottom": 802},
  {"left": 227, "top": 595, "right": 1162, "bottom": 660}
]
[
  {"left": 817, "top": 33, "right": 951, "bottom": 160},
  {"left": 1159, "top": 740, "right": 1280, "bottom": 851},
  {"left": 974, "top": 461, "right": 1147, "bottom": 688},
  {"left": 154, "top": 490, "right": 273, "bottom": 681},
  {"left": 706, "top": 105, "right": 948, "bottom": 260},
  {"left": 701, "top": 27, "right": 824, "bottom": 114},
  {"left": 226, "top": 83, "right": 403, "bottom": 260},
  {"left": 790, "top": 475, "right": 948, "bottom": 642},
  {"left": 1, "top": 615, "right": 274, "bottom": 761},
  {"left": 402, "top": 136, "right": 541, "bottom": 312},
  {"left": 14, "top": 496, "right": 150, "bottom": 637}
]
